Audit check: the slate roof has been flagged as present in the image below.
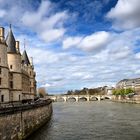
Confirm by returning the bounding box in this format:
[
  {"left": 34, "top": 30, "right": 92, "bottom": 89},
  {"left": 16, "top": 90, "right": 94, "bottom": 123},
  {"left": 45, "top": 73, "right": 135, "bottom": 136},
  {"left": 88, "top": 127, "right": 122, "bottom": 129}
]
[
  {"left": 6, "top": 27, "right": 17, "bottom": 53},
  {"left": 22, "top": 50, "right": 30, "bottom": 65}
]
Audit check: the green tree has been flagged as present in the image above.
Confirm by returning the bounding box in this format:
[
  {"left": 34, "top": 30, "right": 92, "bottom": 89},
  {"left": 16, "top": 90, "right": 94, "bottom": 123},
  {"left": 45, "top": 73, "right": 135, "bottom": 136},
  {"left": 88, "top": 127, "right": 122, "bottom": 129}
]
[{"left": 112, "top": 88, "right": 134, "bottom": 96}]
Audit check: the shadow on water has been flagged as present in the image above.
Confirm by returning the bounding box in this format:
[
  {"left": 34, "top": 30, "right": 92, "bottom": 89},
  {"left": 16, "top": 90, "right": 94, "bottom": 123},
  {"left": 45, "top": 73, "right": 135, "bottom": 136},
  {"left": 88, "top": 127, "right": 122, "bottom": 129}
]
[{"left": 26, "top": 115, "right": 54, "bottom": 140}]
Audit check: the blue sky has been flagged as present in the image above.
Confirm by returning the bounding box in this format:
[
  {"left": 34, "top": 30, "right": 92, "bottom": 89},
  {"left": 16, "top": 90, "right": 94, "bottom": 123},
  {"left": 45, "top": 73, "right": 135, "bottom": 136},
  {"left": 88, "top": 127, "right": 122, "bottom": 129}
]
[{"left": 1, "top": 0, "right": 140, "bottom": 94}]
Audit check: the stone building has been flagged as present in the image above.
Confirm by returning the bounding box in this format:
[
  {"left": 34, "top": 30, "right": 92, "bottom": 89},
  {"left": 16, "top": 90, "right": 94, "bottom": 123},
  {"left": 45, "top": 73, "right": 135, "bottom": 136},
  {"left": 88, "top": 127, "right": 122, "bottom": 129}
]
[
  {"left": 0, "top": 26, "right": 36, "bottom": 103},
  {"left": 116, "top": 78, "right": 140, "bottom": 94}
]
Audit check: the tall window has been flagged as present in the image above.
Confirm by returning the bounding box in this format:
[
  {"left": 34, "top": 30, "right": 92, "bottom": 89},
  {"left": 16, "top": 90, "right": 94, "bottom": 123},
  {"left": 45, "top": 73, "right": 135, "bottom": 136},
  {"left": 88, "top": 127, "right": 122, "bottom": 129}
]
[
  {"left": 10, "top": 73, "right": 13, "bottom": 78},
  {"left": 10, "top": 81, "right": 13, "bottom": 88},
  {"left": 19, "top": 95, "right": 21, "bottom": 101},
  {"left": 1, "top": 95, "right": 4, "bottom": 102},
  {"left": 0, "top": 78, "right": 1, "bottom": 85},
  {"left": 0, "top": 68, "right": 1, "bottom": 74}
]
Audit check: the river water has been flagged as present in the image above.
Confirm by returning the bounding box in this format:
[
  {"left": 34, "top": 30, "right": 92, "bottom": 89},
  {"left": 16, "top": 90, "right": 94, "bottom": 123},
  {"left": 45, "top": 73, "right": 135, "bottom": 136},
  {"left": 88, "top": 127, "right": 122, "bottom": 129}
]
[{"left": 28, "top": 101, "right": 140, "bottom": 140}]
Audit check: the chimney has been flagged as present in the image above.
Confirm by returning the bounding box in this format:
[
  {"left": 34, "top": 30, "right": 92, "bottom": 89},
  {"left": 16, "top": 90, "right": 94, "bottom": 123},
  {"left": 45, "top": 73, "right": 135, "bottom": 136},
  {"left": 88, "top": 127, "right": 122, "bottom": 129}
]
[
  {"left": 0, "top": 27, "right": 4, "bottom": 40},
  {"left": 16, "top": 41, "right": 20, "bottom": 53}
]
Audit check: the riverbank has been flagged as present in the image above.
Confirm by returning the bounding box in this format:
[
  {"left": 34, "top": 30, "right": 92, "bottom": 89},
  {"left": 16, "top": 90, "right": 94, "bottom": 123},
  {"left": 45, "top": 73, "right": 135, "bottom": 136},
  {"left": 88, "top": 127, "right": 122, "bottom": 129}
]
[
  {"left": 0, "top": 99, "right": 52, "bottom": 140},
  {"left": 112, "top": 95, "right": 140, "bottom": 104}
]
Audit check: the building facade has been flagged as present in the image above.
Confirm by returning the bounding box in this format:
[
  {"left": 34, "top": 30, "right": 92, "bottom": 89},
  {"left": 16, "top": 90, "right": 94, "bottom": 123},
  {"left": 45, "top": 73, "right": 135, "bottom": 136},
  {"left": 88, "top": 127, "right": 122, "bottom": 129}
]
[
  {"left": 0, "top": 26, "right": 36, "bottom": 103},
  {"left": 116, "top": 78, "right": 140, "bottom": 94}
]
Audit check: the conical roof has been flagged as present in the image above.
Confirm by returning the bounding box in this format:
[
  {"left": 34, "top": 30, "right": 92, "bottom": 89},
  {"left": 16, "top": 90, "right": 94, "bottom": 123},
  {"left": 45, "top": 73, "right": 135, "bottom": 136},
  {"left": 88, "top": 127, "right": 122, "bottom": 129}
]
[
  {"left": 22, "top": 50, "right": 30, "bottom": 65},
  {"left": 6, "top": 27, "right": 17, "bottom": 53}
]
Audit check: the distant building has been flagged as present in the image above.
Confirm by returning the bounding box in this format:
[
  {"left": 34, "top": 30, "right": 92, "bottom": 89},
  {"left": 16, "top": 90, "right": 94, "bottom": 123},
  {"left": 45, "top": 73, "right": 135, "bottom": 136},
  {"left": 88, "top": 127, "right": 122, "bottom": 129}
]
[
  {"left": 116, "top": 78, "right": 140, "bottom": 94},
  {"left": 105, "top": 87, "right": 114, "bottom": 95},
  {"left": 0, "top": 26, "right": 36, "bottom": 102}
]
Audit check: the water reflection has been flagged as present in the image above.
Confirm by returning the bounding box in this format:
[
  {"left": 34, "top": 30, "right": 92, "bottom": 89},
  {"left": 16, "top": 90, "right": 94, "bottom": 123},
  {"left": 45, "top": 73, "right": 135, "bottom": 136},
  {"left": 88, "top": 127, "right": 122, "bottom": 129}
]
[{"left": 67, "top": 98, "right": 76, "bottom": 102}]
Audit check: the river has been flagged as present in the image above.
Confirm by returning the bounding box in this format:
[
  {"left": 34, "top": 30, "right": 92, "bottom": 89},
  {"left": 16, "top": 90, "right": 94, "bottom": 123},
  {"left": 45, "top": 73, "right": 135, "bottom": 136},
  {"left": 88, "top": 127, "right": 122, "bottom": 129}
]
[{"left": 27, "top": 101, "right": 140, "bottom": 140}]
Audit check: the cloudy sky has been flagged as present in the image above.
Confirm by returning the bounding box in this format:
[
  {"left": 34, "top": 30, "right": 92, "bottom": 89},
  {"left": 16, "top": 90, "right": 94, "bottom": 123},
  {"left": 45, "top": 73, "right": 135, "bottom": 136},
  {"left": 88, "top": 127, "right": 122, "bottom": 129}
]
[{"left": 1, "top": 0, "right": 140, "bottom": 94}]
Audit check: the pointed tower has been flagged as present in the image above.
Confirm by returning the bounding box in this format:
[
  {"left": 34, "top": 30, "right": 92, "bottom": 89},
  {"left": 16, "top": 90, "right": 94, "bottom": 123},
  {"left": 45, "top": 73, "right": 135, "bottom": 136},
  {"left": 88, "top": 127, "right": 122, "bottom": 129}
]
[
  {"left": 0, "top": 27, "right": 10, "bottom": 102},
  {"left": 22, "top": 50, "right": 30, "bottom": 65},
  {"left": 29, "top": 57, "right": 37, "bottom": 98},
  {"left": 6, "top": 25, "right": 22, "bottom": 102},
  {"left": 6, "top": 25, "right": 17, "bottom": 53},
  {"left": 22, "top": 49, "right": 34, "bottom": 100}
]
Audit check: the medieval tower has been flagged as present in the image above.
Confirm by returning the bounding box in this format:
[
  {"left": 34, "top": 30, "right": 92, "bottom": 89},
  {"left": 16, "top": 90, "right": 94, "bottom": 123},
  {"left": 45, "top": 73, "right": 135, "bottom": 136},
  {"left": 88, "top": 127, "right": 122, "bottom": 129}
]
[
  {"left": 0, "top": 26, "right": 37, "bottom": 103},
  {"left": 0, "top": 27, "right": 9, "bottom": 102}
]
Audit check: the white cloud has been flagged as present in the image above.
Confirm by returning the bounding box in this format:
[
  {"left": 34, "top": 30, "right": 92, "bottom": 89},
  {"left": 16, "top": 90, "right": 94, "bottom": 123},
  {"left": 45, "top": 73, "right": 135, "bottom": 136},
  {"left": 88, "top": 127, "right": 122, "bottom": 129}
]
[
  {"left": 135, "top": 52, "right": 140, "bottom": 59},
  {"left": 40, "top": 28, "right": 65, "bottom": 42},
  {"left": 0, "top": 0, "right": 68, "bottom": 43},
  {"left": 79, "top": 31, "right": 111, "bottom": 51},
  {"left": 1, "top": 0, "right": 140, "bottom": 94},
  {"left": 63, "top": 31, "right": 111, "bottom": 52},
  {"left": 63, "top": 37, "right": 82, "bottom": 49},
  {"left": 21, "top": 1, "right": 68, "bottom": 42},
  {"left": 107, "top": 0, "right": 140, "bottom": 30},
  {"left": 0, "top": 9, "right": 6, "bottom": 17}
]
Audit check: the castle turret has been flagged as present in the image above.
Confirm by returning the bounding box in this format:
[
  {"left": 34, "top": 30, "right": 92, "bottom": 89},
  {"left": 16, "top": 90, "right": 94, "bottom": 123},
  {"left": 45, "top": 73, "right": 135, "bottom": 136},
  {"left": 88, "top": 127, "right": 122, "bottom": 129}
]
[
  {"left": 0, "top": 27, "right": 10, "bottom": 102},
  {"left": 0, "top": 27, "right": 4, "bottom": 41},
  {"left": 16, "top": 41, "right": 20, "bottom": 54},
  {"left": 29, "top": 57, "right": 37, "bottom": 98},
  {"left": 22, "top": 50, "right": 30, "bottom": 66},
  {"left": 6, "top": 26, "right": 22, "bottom": 101}
]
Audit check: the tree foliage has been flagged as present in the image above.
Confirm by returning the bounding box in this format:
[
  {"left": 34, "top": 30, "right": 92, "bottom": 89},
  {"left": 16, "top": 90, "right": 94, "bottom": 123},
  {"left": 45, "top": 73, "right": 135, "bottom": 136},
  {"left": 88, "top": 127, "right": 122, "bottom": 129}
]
[
  {"left": 112, "top": 88, "right": 134, "bottom": 96},
  {"left": 38, "top": 87, "right": 47, "bottom": 98}
]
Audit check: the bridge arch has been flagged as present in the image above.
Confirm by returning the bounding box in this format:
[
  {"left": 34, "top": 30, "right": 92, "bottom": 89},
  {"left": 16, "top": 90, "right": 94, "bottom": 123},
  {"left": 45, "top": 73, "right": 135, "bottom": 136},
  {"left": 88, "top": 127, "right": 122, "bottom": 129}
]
[
  {"left": 104, "top": 96, "right": 112, "bottom": 99},
  {"left": 79, "top": 97, "right": 87, "bottom": 101},
  {"left": 90, "top": 96, "right": 98, "bottom": 101},
  {"left": 57, "top": 97, "right": 65, "bottom": 102},
  {"left": 67, "top": 97, "right": 76, "bottom": 102}
]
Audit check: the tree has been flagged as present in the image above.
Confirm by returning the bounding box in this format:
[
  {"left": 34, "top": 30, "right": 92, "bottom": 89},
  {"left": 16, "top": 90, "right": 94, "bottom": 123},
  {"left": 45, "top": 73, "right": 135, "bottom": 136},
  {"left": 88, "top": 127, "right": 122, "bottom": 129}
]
[
  {"left": 112, "top": 88, "right": 134, "bottom": 96},
  {"left": 38, "top": 87, "right": 47, "bottom": 98}
]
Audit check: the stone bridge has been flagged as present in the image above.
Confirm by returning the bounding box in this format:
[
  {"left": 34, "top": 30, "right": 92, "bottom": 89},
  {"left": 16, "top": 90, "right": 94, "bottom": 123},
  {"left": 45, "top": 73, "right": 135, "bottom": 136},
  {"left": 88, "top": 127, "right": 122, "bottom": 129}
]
[{"left": 48, "top": 94, "right": 112, "bottom": 102}]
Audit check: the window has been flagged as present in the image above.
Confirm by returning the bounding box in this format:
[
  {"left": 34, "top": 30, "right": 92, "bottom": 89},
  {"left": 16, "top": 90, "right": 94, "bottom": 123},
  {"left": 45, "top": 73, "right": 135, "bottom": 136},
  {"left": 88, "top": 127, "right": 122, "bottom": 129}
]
[
  {"left": 1, "top": 95, "right": 4, "bottom": 102},
  {"left": 10, "top": 65, "right": 13, "bottom": 69},
  {"left": 10, "top": 81, "right": 13, "bottom": 88},
  {"left": 0, "top": 78, "right": 1, "bottom": 85},
  {"left": 19, "top": 95, "right": 21, "bottom": 101},
  {"left": 0, "top": 68, "right": 1, "bottom": 74},
  {"left": 10, "top": 73, "right": 13, "bottom": 78}
]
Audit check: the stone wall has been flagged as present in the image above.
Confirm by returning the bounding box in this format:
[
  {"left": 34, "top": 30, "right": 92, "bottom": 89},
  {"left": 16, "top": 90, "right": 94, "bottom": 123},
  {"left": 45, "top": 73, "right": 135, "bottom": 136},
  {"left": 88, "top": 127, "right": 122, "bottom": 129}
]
[
  {"left": 0, "top": 101, "right": 52, "bottom": 140},
  {"left": 112, "top": 95, "right": 140, "bottom": 104}
]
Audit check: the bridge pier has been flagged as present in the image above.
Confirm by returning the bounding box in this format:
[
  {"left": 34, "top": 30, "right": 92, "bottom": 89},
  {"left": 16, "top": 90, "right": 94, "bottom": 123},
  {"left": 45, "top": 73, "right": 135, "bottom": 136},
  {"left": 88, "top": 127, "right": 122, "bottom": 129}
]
[
  {"left": 97, "top": 96, "right": 101, "bottom": 101},
  {"left": 87, "top": 96, "right": 90, "bottom": 101},
  {"left": 75, "top": 97, "right": 79, "bottom": 102},
  {"left": 63, "top": 96, "right": 67, "bottom": 102}
]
